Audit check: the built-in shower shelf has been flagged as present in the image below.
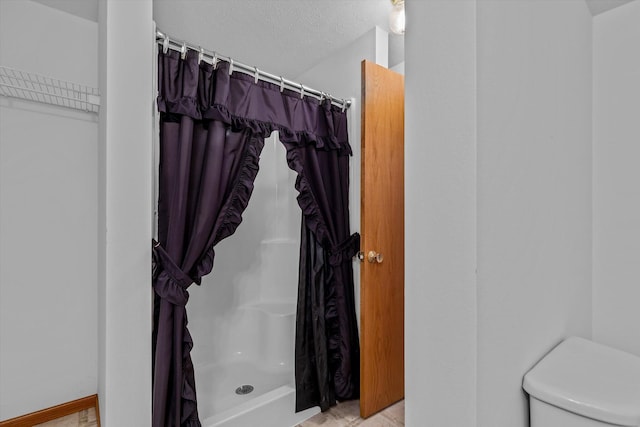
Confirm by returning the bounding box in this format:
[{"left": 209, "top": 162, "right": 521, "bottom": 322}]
[{"left": 241, "top": 301, "right": 296, "bottom": 317}]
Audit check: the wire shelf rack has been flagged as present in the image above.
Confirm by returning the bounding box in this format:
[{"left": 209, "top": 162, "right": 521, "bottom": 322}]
[{"left": 0, "top": 65, "right": 100, "bottom": 113}]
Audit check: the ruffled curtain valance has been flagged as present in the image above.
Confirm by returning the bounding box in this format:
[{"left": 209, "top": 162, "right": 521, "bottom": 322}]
[
  {"left": 158, "top": 53, "right": 351, "bottom": 155},
  {"left": 153, "top": 49, "right": 360, "bottom": 427}
]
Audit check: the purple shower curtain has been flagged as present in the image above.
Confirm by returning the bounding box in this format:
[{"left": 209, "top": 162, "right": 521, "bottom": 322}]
[
  {"left": 283, "top": 132, "right": 361, "bottom": 412},
  {"left": 153, "top": 48, "right": 359, "bottom": 426}
]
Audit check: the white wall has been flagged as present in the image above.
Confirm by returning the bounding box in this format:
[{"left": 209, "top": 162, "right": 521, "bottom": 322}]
[
  {"left": 98, "top": 1, "right": 153, "bottom": 425},
  {"left": 407, "top": 1, "right": 593, "bottom": 426},
  {"left": 0, "top": 1, "right": 98, "bottom": 420},
  {"left": 405, "top": 1, "right": 477, "bottom": 426},
  {"left": 476, "top": 1, "right": 593, "bottom": 426},
  {"left": 390, "top": 61, "right": 404, "bottom": 76},
  {"left": 593, "top": 0, "right": 640, "bottom": 357}
]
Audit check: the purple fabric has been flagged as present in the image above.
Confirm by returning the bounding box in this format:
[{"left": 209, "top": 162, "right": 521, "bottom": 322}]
[{"left": 153, "top": 49, "right": 359, "bottom": 426}]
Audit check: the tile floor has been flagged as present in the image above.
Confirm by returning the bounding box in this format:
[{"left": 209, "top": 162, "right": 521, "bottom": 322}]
[
  {"left": 297, "top": 399, "right": 404, "bottom": 427},
  {"left": 34, "top": 407, "right": 98, "bottom": 427}
]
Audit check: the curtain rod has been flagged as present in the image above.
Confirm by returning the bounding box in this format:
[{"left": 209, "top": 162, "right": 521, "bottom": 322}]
[{"left": 156, "top": 30, "right": 352, "bottom": 111}]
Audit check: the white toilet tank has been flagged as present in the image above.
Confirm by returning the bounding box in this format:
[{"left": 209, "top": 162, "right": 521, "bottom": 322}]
[{"left": 523, "top": 337, "right": 640, "bottom": 427}]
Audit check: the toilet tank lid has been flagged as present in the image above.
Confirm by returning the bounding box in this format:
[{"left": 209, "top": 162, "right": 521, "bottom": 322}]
[{"left": 523, "top": 337, "right": 640, "bottom": 427}]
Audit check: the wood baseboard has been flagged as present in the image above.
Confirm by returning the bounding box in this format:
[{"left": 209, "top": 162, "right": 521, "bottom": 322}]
[{"left": 0, "top": 394, "right": 100, "bottom": 427}]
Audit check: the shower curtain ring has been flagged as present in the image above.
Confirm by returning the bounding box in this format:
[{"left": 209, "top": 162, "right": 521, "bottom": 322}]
[
  {"left": 279, "top": 76, "right": 285, "bottom": 93},
  {"left": 162, "top": 35, "right": 169, "bottom": 54},
  {"left": 229, "top": 58, "right": 234, "bottom": 75},
  {"left": 254, "top": 66, "right": 259, "bottom": 84},
  {"left": 180, "top": 42, "right": 187, "bottom": 60},
  {"left": 198, "top": 47, "right": 204, "bottom": 64},
  {"left": 299, "top": 84, "right": 305, "bottom": 99}
]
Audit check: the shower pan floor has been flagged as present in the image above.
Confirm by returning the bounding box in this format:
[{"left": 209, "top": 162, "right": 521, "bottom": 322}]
[{"left": 197, "top": 359, "right": 292, "bottom": 419}]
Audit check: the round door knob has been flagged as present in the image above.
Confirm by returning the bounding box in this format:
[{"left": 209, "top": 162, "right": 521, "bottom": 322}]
[{"left": 367, "top": 250, "right": 384, "bottom": 263}]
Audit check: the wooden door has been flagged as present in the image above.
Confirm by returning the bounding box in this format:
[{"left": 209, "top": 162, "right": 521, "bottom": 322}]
[{"left": 360, "top": 60, "right": 404, "bottom": 418}]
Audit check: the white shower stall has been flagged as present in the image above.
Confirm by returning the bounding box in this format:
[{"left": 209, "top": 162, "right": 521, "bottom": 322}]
[{"left": 186, "top": 133, "right": 319, "bottom": 426}]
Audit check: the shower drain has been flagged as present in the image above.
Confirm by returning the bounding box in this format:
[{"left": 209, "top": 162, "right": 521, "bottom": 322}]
[{"left": 235, "top": 384, "right": 254, "bottom": 395}]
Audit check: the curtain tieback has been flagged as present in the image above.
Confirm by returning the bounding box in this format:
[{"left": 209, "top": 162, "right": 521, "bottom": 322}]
[
  {"left": 328, "top": 232, "right": 361, "bottom": 266},
  {"left": 152, "top": 240, "right": 194, "bottom": 307}
]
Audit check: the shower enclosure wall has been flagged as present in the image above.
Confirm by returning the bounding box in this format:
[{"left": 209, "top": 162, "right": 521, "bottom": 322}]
[{"left": 187, "top": 133, "right": 320, "bottom": 427}]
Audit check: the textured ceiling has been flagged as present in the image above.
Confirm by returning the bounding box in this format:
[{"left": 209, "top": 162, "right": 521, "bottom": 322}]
[
  {"left": 585, "top": 0, "right": 634, "bottom": 15},
  {"left": 31, "top": 0, "right": 98, "bottom": 22},
  {"left": 31, "top": 0, "right": 639, "bottom": 23},
  {"left": 153, "top": 0, "right": 403, "bottom": 77},
  {"left": 30, "top": 0, "right": 637, "bottom": 79}
]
